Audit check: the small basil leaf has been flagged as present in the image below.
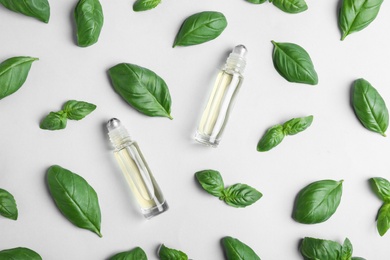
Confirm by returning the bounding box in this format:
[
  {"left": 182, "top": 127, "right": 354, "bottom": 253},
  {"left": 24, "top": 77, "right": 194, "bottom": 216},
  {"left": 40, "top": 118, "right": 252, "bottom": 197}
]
[
  {"left": 377, "top": 202, "right": 390, "bottom": 236},
  {"left": 370, "top": 177, "right": 390, "bottom": 202},
  {"left": 352, "top": 258, "right": 366, "bottom": 260},
  {"left": 0, "top": 188, "right": 18, "bottom": 220},
  {"left": 108, "top": 63, "right": 173, "bottom": 119},
  {"left": 341, "top": 238, "right": 353, "bottom": 260},
  {"left": 246, "top": 0, "right": 267, "bottom": 4},
  {"left": 222, "top": 184, "right": 262, "bottom": 208},
  {"left": 109, "top": 247, "right": 148, "bottom": 260},
  {"left": 173, "top": 11, "right": 227, "bottom": 47},
  {"left": 300, "top": 237, "right": 342, "bottom": 260},
  {"left": 0, "top": 56, "right": 38, "bottom": 100},
  {"left": 271, "top": 41, "right": 318, "bottom": 85},
  {"left": 270, "top": 0, "right": 308, "bottom": 13},
  {"left": 256, "top": 124, "right": 285, "bottom": 152},
  {"left": 282, "top": 115, "right": 313, "bottom": 135},
  {"left": 63, "top": 100, "right": 96, "bottom": 120},
  {"left": 0, "top": 247, "right": 42, "bottom": 259},
  {"left": 40, "top": 112, "right": 67, "bottom": 130},
  {"left": 195, "top": 169, "right": 225, "bottom": 197},
  {"left": 352, "top": 78, "right": 388, "bottom": 136},
  {"left": 74, "top": 0, "right": 104, "bottom": 47},
  {"left": 222, "top": 236, "right": 261, "bottom": 260},
  {"left": 339, "top": 0, "right": 383, "bottom": 40},
  {"left": 158, "top": 244, "right": 188, "bottom": 260},
  {"left": 0, "top": 0, "right": 50, "bottom": 23},
  {"left": 293, "top": 179, "right": 343, "bottom": 224},
  {"left": 47, "top": 165, "right": 102, "bottom": 237},
  {"left": 133, "top": 0, "right": 161, "bottom": 11}
]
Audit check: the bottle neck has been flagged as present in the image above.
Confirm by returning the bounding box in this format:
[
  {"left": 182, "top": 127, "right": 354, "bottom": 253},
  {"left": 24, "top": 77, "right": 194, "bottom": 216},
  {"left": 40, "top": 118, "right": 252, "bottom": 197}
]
[
  {"left": 108, "top": 126, "right": 134, "bottom": 150},
  {"left": 224, "top": 52, "right": 246, "bottom": 74}
]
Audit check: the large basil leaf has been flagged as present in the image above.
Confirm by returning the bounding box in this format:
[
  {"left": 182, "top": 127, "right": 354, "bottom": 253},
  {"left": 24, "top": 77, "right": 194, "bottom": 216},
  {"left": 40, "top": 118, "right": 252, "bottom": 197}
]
[
  {"left": 109, "top": 247, "right": 148, "bottom": 260},
  {"left": 63, "top": 100, "right": 96, "bottom": 120},
  {"left": 370, "top": 177, "right": 390, "bottom": 202},
  {"left": 246, "top": 0, "right": 267, "bottom": 4},
  {"left": 282, "top": 116, "right": 313, "bottom": 135},
  {"left": 300, "top": 237, "right": 342, "bottom": 260},
  {"left": 158, "top": 244, "right": 188, "bottom": 260},
  {"left": 74, "top": 0, "right": 104, "bottom": 47},
  {"left": 47, "top": 165, "right": 102, "bottom": 237},
  {"left": 0, "top": 188, "right": 18, "bottom": 220},
  {"left": 108, "top": 63, "right": 172, "bottom": 119},
  {"left": 133, "top": 0, "right": 161, "bottom": 11},
  {"left": 377, "top": 202, "right": 390, "bottom": 236},
  {"left": 270, "top": 0, "right": 308, "bottom": 13},
  {"left": 0, "top": 56, "right": 38, "bottom": 100},
  {"left": 0, "top": 0, "right": 50, "bottom": 23},
  {"left": 0, "top": 247, "right": 42, "bottom": 260},
  {"left": 222, "top": 184, "right": 262, "bottom": 208},
  {"left": 257, "top": 124, "right": 285, "bottom": 152},
  {"left": 352, "top": 78, "right": 388, "bottom": 136},
  {"left": 341, "top": 238, "right": 353, "bottom": 260},
  {"left": 339, "top": 0, "right": 383, "bottom": 40},
  {"left": 271, "top": 41, "right": 318, "bottom": 85},
  {"left": 40, "top": 111, "right": 67, "bottom": 130},
  {"left": 173, "top": 11, "right": 227, "bottom": 47},
  {"left": 222, "top": 236, "right": 261, "bottom": 260},
  {"left": 195, "top": 169, "right": 225, "bottom": 197},
  {"left": 293, "top": 179, "right": 343, "bottom": 224}
]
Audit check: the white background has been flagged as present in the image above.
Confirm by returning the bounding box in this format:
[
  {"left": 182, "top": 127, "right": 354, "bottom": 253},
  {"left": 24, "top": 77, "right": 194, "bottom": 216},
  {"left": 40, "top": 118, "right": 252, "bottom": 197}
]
[{"left": 1, "top": 0, "right": 390, "bottom": 259}]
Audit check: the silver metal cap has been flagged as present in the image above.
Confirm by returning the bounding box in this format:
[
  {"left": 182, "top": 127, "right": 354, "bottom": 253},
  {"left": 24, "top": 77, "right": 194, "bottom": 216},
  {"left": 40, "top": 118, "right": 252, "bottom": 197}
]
[
  {"left": 233, "top": 45, "right": 247, "bottom": 58},
  {"left": 107, "top": 118, "right": 121, "bottom": 131}
]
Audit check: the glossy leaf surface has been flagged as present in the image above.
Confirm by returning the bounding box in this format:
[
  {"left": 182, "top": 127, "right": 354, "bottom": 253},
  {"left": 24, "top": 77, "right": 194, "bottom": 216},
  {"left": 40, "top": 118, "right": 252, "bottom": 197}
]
[
  {"left": 257, "top": 124, "right": 285, "bottom": 152},
  {"left": 195, "top": 169, "right": 225, "bottom": 197},
  {"left": 0, "top": 188, "right": 18, "bottom": 220},
  {"left": 0, "top": 247, "right": 42, "bottom": 260},
  {"left": 223, "top": 184, "right": 262, "bottom": 208},
  {"left": 133, "top": 0, "right": 161, "bottom": 11},
  {"left": 270, "top": 0, "right": 308, "bottom": 13},
  {"left": 63, "top": 100, "right": 96, "bottom": 120},
  {"left": 341, "top": 238, "right": 353, "bottom": 260},
  {"left": 283, "top": 115, "right": 313, "bottom": 135},
  {"left": 246, "top": 0, "right": 267, "bottom": 4},
  {"left": 370, "top": 177, "right": 390, "bottom": 202},
  {"left": 300, "top": 237, "right": 342, "bottom": 260},
  {"left": 0, "top": 0, "right": 50, "bottom": 23},
  {"left": 377, "top": 203, "right": 390, "bottom": 236},
  {"left": 222, "top": 236, "right": 261, "bottom": 260},
  {"left": 40, "top": 112, "right": 67, "bottom": 130},
  {"left": 109, "top": 247, "right": 147, "bottom": 260},
  {"left": 158, "top": 244, "right": 188, "bottom": 260}
]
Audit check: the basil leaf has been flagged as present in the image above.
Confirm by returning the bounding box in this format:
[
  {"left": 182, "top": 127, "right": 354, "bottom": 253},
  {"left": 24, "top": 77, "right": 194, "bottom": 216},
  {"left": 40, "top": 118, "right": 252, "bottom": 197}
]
[
  {"left": 370, "top": 177, "right": 390, "bottom": 202},
  {"left": 108, "top": 63, "right": 173, "bottom": 119},
  {"left": 293, "top": 179, "right": 343, "bottom": 224},
  {"left": 270, "top": 0, "right": 308, "bottom": 13},
  {"left": 377, "top": 202, "right": 390, "bottom": 236},
  {"left": 195, "top": 169, "right": 225, "bottom": 197},
  {"left": 341, "top": 238, "right": 353, "bottom": 260},
  {"left": 0, "top": 56, "right": 38, "bottom": 100},
  {"left": 109, "top": 247, "right": 148, "bottom": 260},
  {"left": 0, "top": 188, "right": 18, "bottom": 220},
  {"left": 352, "top": 258, "right": 366, "bottom": 260},
  {"left": 257, "top": 124, "right": 285, "bottom": 152},
  {"left": 246, "top": 0, "right": 267, "bottom": 4},
  {"left": 271, "top": 41, "right": 318, "bottom": 85},
  {"left": 0, "top": 0, "right": 50, "bottom": 23},
  {"left": 339, "top": 0, "right": 383, "bottom": 40},
  {"left": 47, "top": 165, "right": 102, "bottom": 237},
  {"left": 222, "top": 236, "right": 261, "bottom": 260},
  {"left": 173, "top": 11, "right": 227, "bottom": 47},
  {"left": 158, "top": 244, "right": 188, "bottom": 260},
  {"left": 352, "top": 78, "right": 388, "bottom": 136},
  {"left": 0, "top": 247, "right": 42, "bottom": 260},
  {"left": 282, "top": 115, "right": 313, "bottom": 135},
  {"left": 63, "top": 100, "right": 96, "bottom": 120},
  {"left": 40, "top": 111, "right": 67, "bottom": 130},
  {"left": 300, "top": 237, "right": 342, "bottom": 260},
  {"left": 222, "top": 184, "right": 262, "bottom": 208},
  {"left": 74, "top": 0, "right": 104, "bottom": 47},
  {"left": 133, "top": 0, "right": 161, "bottom": 11}
]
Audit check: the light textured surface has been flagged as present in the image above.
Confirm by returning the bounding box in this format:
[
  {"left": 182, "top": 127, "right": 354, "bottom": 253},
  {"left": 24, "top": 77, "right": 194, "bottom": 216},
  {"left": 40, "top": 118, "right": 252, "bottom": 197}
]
[{"left": 0, "top": 0, "right": 390, "bottom": 259}]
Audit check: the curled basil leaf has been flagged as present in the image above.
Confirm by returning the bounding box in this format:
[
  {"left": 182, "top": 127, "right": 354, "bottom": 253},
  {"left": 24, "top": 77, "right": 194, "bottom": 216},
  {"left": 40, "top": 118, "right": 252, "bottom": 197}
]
[
  {"left": 63, "top": 100, "right": 96, "bottom": 120},
  {"left": 339, "top": 0, "right": 383, "bottom": 40},
  {"left": 222, "top": 184, "right": 262, "bottom": 208},
  {"left": 352, "top": 78, "right": 388, "bottom": 136},
  {"left": 270, "top": 0, "right": 308, "bottom": 13},
  {"left": 245, "top": 0, "right": 267, "bottom": 4},
  {"left": 0, "top": 56, "right": 38, "bottom": 100},
  {"left": 40, "top": 112, "right": 67, "bottom": 130},
  {"left": 370, "top": 177, "right": 390, "bottom": 202},
  {"left": 109, "top": 247, "right": 148, "bottom": 260},
  {"left": 0, "top": 0, "right": 50, "bottom": 23},
  {"left": 158, "top": 244, "right": 188, "bottom": 260},
  {"left": 47, "top": 165, "right": 102, "bottom": 237},
  {"left": 377, "top": 202, "right": 390, "bottom": 236},
  {"left": 300, "top": 237, "right": 342, "bottom": 260},
  {"left": 222, "top": 236, "right": 261, "bottom": 260},
  {"left": 0, "top": 188, "right": 18, "bottom": 220},
  {"left": 133, "top": 0, "right": 161, "bottom": 11},
  {"left": 74, "top": 0, "right": 104, "bottom": 47},
  {"left": 257, "top": 124, "right": 285, "bottom": 152},
  {"left": 293, "top": 179, "right": 343, "bottom": 224},
  {"left": 282, "top": 115, "right": 313, "bottom": 135},
  {"left": 173, "top": 11, "right": 227, "bottom": 47},
  {"left": 0, "top": 247, "right": 42, "bottom": 259},
  {"left": 108, "top": 63, "right": 173, "bottom": 119},
  {"left": 195, "top": 169, "right": 225, "bottom": 197}
]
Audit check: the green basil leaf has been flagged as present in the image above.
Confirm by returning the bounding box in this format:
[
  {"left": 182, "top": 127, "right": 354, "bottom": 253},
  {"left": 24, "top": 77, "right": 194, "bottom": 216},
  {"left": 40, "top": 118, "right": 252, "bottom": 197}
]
[
  {"left": 293, "top": 179, "right": 343, "bottom": 224},
  {"left": 256, "top": 124, "right": 285, "bottom": 152},
  {"left": 246, "top": 0, "right": 267, "bottom": 4},
  {"left": 271, "top": 41, "right": 318, "bottom": 85},
  {"left": 282, "top": 115, "right": 313, "bottom": 135},
  {"left": 133, "top": 0, "right": 161, "bottom": 11},
  {"left": 341, "top": 238, "right": 353, "bottom": 260},
  {"left": 74, "top": 0, "right": 104, "bottom": 47},
  {"left": 195, "top": 169, "right": 225, "bottom": 197},
  {"left": 108, "top": 63, "right": 173, "bottom": 119},
  {"left": 158, "top": 244, "right": 188, "bottom": 260},
  {"left": 222, "top": 184, "right": 262, "bottom": 208},
  {"left": 222, "top": 236, "right": 261, "bottom": 260},
  {"left": 0, "top": 247, "right": 42, "bottom": 260},
  {"left": 0, "top": 56, "right": 38, "bottom": 100},
  {"left": 40, "top": 111, "right": 67, "bottom": 130},
  {"left": 173, "top": 11, "right": 227, "bottom": 47},
  {"left": 47, "top": 165, "right": 102, "bottom": 237},
  {"left": 339, "top": 0, "right": 383, "bottom": 40},
  {"left": 0, "top": 0, "right": 50, "bottom": 23},
  {"left": 352, "top": 78, "right": 388, "bottom": 136},
  {"left": 352, "top": 258, "right": 366, "bottom": 260},
  {"left": 300, "top": 237, "right": 342, "bottom": 260},
  {"left": 370, "top": 177, "right": 390, "bottom": 202},
  {"left": 63, "top": 100, "right": 96, "bottom": 120},
  {"left": 270, "top": 0, "right": 308, "bottom": 13},
  {"left": 377, "top": 202, "right": 390, "bottom": 236},
  {"left": 0, "top": 188, "right": 18, "bottom": 220},
  {"left": 109, "top": 247, "right": 148, "bottom": 260}
]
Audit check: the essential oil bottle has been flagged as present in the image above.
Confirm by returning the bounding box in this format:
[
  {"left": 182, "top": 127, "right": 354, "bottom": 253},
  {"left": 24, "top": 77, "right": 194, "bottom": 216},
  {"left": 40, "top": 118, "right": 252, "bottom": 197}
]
[
  {"left": 106, "top": 118, "right": 168, "bottom": 219},
  {"left": 194, "top": 45, "right": 247, "bottom": 147}
]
